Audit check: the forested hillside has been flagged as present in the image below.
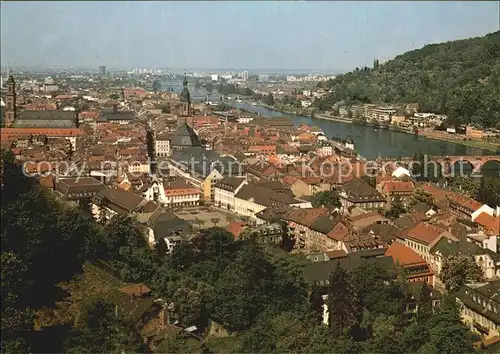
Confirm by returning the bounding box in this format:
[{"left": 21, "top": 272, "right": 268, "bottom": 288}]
[{"left": 318, "top": 31, "right": 500, "bottom": 128}]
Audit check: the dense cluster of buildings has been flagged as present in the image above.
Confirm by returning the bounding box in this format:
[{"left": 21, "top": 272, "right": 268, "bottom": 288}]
[{"left": 2, "top": 69, "right": 500, "bottom": 347}]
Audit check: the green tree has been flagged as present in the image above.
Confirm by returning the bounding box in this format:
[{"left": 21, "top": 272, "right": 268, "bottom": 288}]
[
  {"left": 448, "top": 176, "right": 478, "bottom": 196},
  {"left": 172, "top": 286, "right": 205, "bottom": 328},
  {"left": 1, "top": 252, "right": 35, "bottom": 353},
  {"left": 265, "top": 93, "right": 275, "bottom": 106},
  {"left": 327, "top": 263, "right": 362, "bottom": 338},
  {"left": 477, "top": 176, "right": 500, "bottom": 208},
  {"left": 204, "top": 82, "right": 214, "bottom": 93},
  {"left": 311, "top": 190, "right": 341, "bottom": 210},
  {"left": 386, "top": 197, "right": 406, "bottom": 219},
  {"left": 108, "top": 93, "right": 119, "bottom": 100},
  {"left": 440, "top": 254, "right": 483, "bottom": 293},
  {"left": 152, "top": 80, "right": 162, "bottom": 92},
  {"left": 410, "top": 188, "right": 434, "bottom": 206},
  {"left": 64, "top": 297, "right": 145, "bottom": 353},
  {"left": 417, "top": 296, "right": 475, "bottom": 354}
]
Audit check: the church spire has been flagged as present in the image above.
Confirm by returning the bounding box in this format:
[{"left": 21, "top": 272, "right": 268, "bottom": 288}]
[{"left": 180, "top": 71, "right": 191, "bottom": 116}]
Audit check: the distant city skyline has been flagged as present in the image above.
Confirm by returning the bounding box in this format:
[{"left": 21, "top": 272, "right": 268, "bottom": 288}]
[{"left": 1, "top": 1, "right": 498, "bottom": 72}]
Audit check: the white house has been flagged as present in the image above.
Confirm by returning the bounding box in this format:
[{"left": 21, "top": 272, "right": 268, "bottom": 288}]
[
  {"left": 214, "top": 176, "right": 248, "bottom": 211},
  {"left": 144, "top": 178, "right": 200, "bottom": 207},
  {"left": 392, "top": 166, "right": 411, "bottom": 179},
  {"left": 155, "top": 134, "right": 171, "bottom": 157},
  {"left": 301, "top": 100, "right": 312, "bottom": 108}
]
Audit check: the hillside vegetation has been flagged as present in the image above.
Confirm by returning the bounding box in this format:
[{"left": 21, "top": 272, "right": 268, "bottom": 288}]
[{"left": 318, "top": 31, "right": 500, "bottom": 128}]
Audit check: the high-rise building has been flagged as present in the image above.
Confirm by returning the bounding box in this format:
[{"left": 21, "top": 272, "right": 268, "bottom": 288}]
[
  {"left": 98, "top": 65, "right": 106, "bottom": 76},
  {"left": 242, "top": 71, "right": 249, "bottom": 81}
]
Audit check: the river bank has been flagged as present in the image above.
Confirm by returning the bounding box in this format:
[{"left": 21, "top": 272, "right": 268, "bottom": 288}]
[
  {"left": 418, "top": 132, "right": 499, "bottom": 153},
  {"left": 251, "top": 102, "right": 499, "bottom": 153},
  {"left": 234, "top": 102, "right": 493, "bottom": 159}
]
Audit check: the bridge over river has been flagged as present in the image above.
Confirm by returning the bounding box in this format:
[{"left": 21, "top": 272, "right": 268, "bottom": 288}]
[{"left": 381, "top": 155, "right": 500, "bottom": 177}]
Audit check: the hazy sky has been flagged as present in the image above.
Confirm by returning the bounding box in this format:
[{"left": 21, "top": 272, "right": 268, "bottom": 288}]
[{"left": 1, "top": 1, "right": 499, "bottom": 72}]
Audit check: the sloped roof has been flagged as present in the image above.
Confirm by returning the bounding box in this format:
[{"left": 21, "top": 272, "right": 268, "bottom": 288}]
[
  {"left": 151, "top": 212, "right": 192, "bottom": 241},
  {"left": 96, "top": 186, "right": 146, "bottom": 213},
  {"left": 405, "top": 222, "right": 446, "bottom": 245},
  {"left": 385, "top": 242, "right": 427, "bottom": 267},
  {"left": 339, "top": 178, "right": 385, "bottom": 202},
  {"left": 170, "top": 123, "right": 201, "bottom": 147},
  {"left": 56, "top": 177, "right": 104, "bottom": 199},
  {"left": 475, "top": 212, "right": 500, "bottom": 234}
]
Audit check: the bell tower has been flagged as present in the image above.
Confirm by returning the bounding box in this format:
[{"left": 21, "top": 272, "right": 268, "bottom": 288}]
[
  {"left": 5, "top": 71, "right": 16, "bottom": 127},
  {"left": 179, "top": 72, "right": 192, "bottom": 116}
]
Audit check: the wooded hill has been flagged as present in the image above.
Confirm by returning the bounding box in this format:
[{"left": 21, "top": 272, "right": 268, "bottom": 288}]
[{"left": 317, "top": 31, "right": 500, "bottom": 128}]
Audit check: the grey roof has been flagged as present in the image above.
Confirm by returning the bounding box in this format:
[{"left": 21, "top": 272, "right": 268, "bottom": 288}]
[
  {"left": 431, "top": 237, "right": 500, "bottom": 262},
  {"left": 310, "top": 215, "right": 337, "bottom": 234},
  {"left": 95, "top": 186, "right": 146, "bottom": 214},
  {"left": 170, "top": 123, "right": 201, "bottom": 147},
  {"left": 362, "top": 223, "right": 402, "bottom": 243},
  {"left": 235, "top": 183, "right": 302, "bottom": 207},
  {"left": 99, "top": 110, "right": 135, "bottom": 122},
  {"left": 214, "top": 176, "right": 246, "bottom": 192},
  {"left": 338, "top": 178, "right": 386, "bottom": 203},
  {"left": 12, "top": 110, "right": 77, "bottom": 128},
  {"left": 456, "top": 280, "right": 500, "bottom": 324},
  {"left": 56, "top": 177, "right": 104, "bottom": 200},
  {"left": 150, "top": 212, "right": 192, "bottom": 241},
  {"left": 412, "top": 202, "right": 433, "bottom": 213},
  {"left": 171, "top": 147, "right": 242, "bottom": 178},
  {"left": 256, "top": 205, "right": 294, "bottom": 223},
  {"left": 18, "top": 110, "right": 76, "bottom": 120}
]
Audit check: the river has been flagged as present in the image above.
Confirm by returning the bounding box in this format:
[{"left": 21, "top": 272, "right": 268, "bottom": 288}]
[
  {"left": 161, "top": 81, "right": 496, "bottom": 160},
  {"left": 233, "top": 102, "right": 496, "bottom": 160}
]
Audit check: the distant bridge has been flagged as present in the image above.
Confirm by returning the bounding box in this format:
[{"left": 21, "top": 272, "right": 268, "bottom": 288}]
[{"left": 380, "top": 155, "right": 500, "bottom": 175}]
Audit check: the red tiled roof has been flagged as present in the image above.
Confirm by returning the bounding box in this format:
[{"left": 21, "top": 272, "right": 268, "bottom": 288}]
[
  {"left": 281, "top": 175, "right": 298, "bottom": 186},
  {"left": 301, "top": 176, "right": 323, "bottom": 185},
  {"left": 226, "top": 222, "right": 246, "bottom": 239},
  {"left": 287, "top": 208, "right": 329, "bottom": 227},
  {"left": 1, "top": 128, "right": 84, "bottom": 139},
  {"left": 475, "top": 212, "right": 500, "bottom": 235},
  {"left": 164, "top": 185, "right": 200, "bottom": 197},
  {"left": 385, "top": 242, "right": 427, "bottom": 267},
  {"left": 120, "top": 284, "right": 151, "bottom": 297},
  {"left": 38, "top": 175, "right": 55, "bottom": 189},
  {"left": 382, "top": 181, "right": 414, "bottom": 193},
  {"left": 327, "top": 222, "right": 349, "bottom": 241},
  {"left": 447, "top": 194, "right": 483, "bottom": 212},
  {"left": 79, "top": 111, "right": 97, "bottom": 119},
  {"left": 422, "top": 184, "right": 452, "bottom": 203},
  {"left": 405, "top": 222, "right": 446, "bottom": 245}
]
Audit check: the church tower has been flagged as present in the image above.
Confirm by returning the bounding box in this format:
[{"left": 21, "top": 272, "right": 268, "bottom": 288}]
[
  {"left": 179, "top": 72, "right": 192, "bottom": 117},
  {"left": 5, "top": 72, "right": 16, "bottom": 127}
]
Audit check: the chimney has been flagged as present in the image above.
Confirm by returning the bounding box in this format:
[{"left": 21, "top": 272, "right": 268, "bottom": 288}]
[{"left": 159, "top": 305, "right": 169, "bottom": 326}]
